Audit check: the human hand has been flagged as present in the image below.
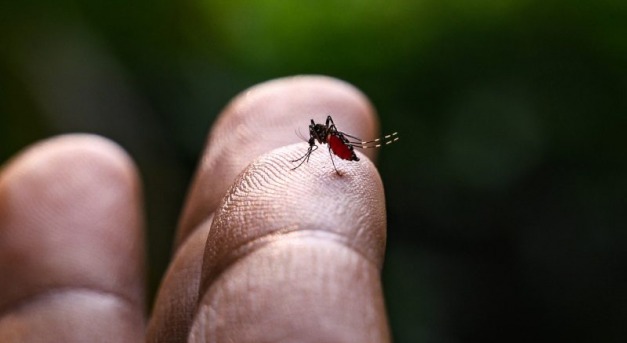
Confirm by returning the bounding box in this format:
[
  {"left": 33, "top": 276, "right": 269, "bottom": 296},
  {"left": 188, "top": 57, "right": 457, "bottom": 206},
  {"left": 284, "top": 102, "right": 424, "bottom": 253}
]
[{"left": 0, "top": 76, "right": 391, "bottom": 342}]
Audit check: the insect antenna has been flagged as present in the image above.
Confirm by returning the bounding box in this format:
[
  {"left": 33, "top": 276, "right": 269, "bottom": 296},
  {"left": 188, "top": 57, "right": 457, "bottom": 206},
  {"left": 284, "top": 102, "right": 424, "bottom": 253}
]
[{"left": 295, "top": 128, "right": 309, "bottom": 142}]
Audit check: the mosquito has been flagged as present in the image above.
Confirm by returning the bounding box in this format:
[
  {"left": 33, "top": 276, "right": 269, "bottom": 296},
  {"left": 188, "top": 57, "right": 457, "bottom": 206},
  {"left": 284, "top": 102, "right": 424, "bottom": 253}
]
[{"left": 291, "top": 115, "right": 399, "bottom": 175}]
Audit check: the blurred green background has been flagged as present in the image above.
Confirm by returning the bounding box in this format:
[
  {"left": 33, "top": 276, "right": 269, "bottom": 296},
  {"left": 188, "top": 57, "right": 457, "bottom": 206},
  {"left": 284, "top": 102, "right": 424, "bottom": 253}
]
[{"left": 2, "top": 1, "right": 626, "bottom": 342}]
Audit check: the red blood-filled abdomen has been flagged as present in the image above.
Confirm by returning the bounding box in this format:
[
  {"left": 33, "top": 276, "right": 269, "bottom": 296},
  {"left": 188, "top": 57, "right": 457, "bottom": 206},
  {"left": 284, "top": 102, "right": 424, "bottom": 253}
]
[{"left": 328, "top": 134, "right": 358, "bottom": 161}]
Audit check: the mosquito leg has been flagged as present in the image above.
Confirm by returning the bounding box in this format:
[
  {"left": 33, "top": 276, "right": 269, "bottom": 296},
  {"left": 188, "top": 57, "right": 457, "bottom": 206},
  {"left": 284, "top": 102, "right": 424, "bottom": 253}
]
[
  {"left": 290, "top": 153, "right": 310, "bottom": 170},
  {"left": 346, "top": 132, "right": 398, "bottom": 145},
  {"left": 290, "top": 145, "right": 318, "bottom": 170},
  {"left": 290, "top": 148, "right": 309, "bottom": 162},
  {"left": 341, "top": 132, "right": 363, "bottom": 141},
  {"left": 348, "top": 134, "right": 399, "bottom": 148},
  {"left": 326, "top": 115, "right": 339, "bottom": 134},
  {"left": 328, "top": 146, "right": 342, "bottom": 176}
]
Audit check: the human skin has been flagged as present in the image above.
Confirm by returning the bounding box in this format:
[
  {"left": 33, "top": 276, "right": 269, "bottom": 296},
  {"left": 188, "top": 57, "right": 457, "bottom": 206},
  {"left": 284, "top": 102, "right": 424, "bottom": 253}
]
[{"left": 0, "top": 76, "right": 391, "bottom": 342}]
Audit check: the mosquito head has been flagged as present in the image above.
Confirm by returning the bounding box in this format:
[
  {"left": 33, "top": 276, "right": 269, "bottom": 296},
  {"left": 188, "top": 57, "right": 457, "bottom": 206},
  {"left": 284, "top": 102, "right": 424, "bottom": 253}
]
[{"left": 310, "top": 122, "right": 328, "bottom": 144}]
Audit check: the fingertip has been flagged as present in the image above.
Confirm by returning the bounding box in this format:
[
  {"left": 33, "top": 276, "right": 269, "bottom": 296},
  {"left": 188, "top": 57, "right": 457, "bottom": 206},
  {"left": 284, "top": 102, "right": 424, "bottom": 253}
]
[
  {"left": 0, "top": 134, "right": 145, "bottom": 339},
  {"left": 202, "top": 143, "right": 387, "bottom": 282},
  {"left": 1, "top": 134, "right": 140, "bottom": 194},
  {"left": 176, "top": 75, "right": 380, "bottom": 246},
  {"left": 229, "top": 75, "right": 378, "bottom": 145},
  {"left": 190, "top": 144, "right": 390, "bottom": 341}
]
